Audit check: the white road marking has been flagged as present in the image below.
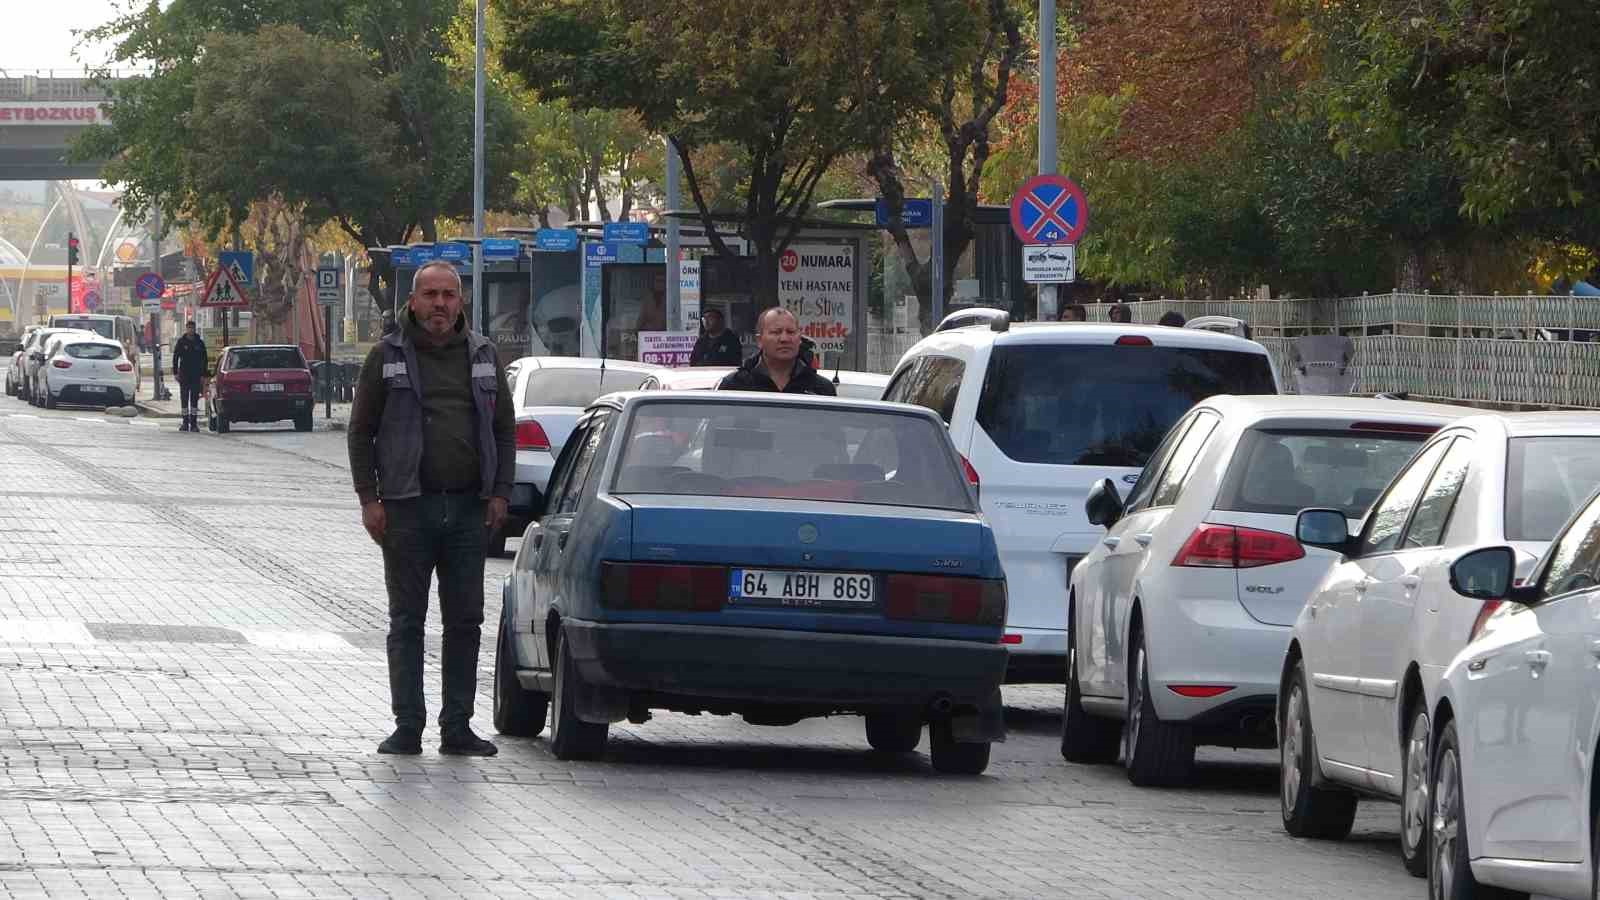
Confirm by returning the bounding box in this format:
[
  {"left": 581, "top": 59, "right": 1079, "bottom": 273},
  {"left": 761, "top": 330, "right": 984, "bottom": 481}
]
[
  {"left": 237, "top": 630, "right": 353, "bottom": 651},
  {"left": 0, "top": 619, "right": 95, "bottom": 645}
]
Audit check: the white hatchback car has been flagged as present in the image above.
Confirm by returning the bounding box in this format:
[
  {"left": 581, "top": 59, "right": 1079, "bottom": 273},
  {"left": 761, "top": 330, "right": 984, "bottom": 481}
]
[
  {"left": 1427, "top": 494, "right": 1600, "bottom": 900},
  {"left": 886, "top": 318, "right": 1282, "bottom": 682},
  {"left": 36, "top": 336, "right": 137, "bottom": 409},
  {"left": 1063, "top": 395, "right": 1466, "bottom": 785},
  {"left": 1278, "top": 412, "right": 1600, "bottom": 873}
]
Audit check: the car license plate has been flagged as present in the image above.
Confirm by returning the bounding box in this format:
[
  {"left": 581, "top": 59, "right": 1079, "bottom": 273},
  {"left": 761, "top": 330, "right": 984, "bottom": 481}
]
[
  {"left": 81, "top": 385, "right": 107, "bottom": 393},
  {"left": 730, "top": 568, "right": 875, "bottom": 607},
  {"left": 252, "top": 383, "right": 284, "bottom": 392}
]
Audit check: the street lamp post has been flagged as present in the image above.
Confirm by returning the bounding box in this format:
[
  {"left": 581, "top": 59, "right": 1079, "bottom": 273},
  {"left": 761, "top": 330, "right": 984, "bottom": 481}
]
[
  {"left": 1037, "top": 0, "right": 1059, "bottom": 321},
  {"left": 471, "top": 0, "right": 486, "bottom": 333}
]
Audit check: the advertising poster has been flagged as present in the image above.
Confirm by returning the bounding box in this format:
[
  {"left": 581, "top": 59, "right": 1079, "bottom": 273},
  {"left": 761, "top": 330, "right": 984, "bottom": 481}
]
[
  {"left": 523, "top": 251, "right": 581, "bottom": 357},
  {"left": 638, "top": 331, "right": 697, "bottom": 366},
  {"left": 777, "top": 244, "right": 853, "bottom": 353}
]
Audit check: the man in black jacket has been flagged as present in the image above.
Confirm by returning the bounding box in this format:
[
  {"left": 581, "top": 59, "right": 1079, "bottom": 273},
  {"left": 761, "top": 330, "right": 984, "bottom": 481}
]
[
  {"left": 172, "top": 321, "right": 208, "bottom": 432},
  {"left": 718, "top": 308, "right": 836, "bottom": 395},
  {"left": 688, "top": 307, "right": 742, "bottom": 366}
]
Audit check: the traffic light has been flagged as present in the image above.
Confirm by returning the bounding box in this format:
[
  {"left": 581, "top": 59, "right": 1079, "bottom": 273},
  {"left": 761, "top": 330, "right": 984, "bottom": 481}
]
[{"left": 67, "top": 233, "right": 80, "bottom": 267}]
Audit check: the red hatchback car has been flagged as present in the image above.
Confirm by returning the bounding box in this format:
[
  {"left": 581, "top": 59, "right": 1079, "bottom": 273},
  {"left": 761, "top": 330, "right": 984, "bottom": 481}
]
[{"left": 209, "top": 345, "right": 315, "bottom": 433}]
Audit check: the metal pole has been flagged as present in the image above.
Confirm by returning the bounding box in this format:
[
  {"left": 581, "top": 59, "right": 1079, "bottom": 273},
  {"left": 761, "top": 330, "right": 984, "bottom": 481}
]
[
  {"left": 66, "top": 231, "right": 73, "bottom": 312},
  {"left": 665, "top": 137, "right": 682, "bottom": 330},
  {"left": 931, "top": 182, "right": 945, "bottom": 329},
  {"left": 151, "top": 206, "right": 167, "bottom": 400},
  {"left": 324, "top": 304, "right": 333, "bottom": 420},
  {"left": 471, "top": 0, "right": 486, "bottom": 333},
  {"left": 1037, "top": 0, "right": 1059, "bottom": 321}
]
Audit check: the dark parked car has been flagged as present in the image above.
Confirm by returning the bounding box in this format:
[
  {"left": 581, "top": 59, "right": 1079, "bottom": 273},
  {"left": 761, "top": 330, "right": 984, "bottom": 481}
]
[
  {"left": 494, "top": 391, "right": 1010, "bottom": 773},
  {"left": 209, "top": 345, "right": 315, "bottom": 433}
]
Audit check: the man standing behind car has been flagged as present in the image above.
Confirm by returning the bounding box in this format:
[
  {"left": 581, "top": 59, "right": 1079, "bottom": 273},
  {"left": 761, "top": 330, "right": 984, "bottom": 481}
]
[
  {"left": 689, "top": 307, "right": 742, "bottom": 366},
  {"left": 718, "top": 307, "right": 836, "bottom": 395},
  {"left": 172, "top": 321, "right": 208, "bottom": 432},
  {"left": 347, "top": 260, "right": 515, "bottom": 758}
]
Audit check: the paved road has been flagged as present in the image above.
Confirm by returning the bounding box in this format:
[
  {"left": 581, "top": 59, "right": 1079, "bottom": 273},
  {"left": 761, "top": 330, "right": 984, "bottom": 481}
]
[{"left": 0, "top": 373, "right": 1425, "bottom": 899}]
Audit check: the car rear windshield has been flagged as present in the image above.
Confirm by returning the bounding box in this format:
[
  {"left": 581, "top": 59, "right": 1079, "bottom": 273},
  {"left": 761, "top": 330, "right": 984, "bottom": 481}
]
[
  {"left": 1215, "top": 429, "right": 1429, "bottom": 518},
  {"left": 976, "top": 344, "right": 1277, "bottom": 467},
  {"left": 1505, "top": 436, "right": 1600, "bottom": 541},
  {"left": 52, "top": 318, "right": 115, "bottom": 340},
  {"left": 65, "top": 343, "right": 122, "bottom": 361},
  {"left": 612, "top": 401, "right": 976, "bottom": 512},
  {"left": 525, "top": 367, "right": 653, "bottom": 407},
  {"left": 230, "top": 348, "right": 305, "bottom": 370}
]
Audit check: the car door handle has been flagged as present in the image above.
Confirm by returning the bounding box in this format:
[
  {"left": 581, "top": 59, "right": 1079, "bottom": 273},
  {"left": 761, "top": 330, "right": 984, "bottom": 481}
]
[
  {"left": 1134, "top": 533, "right": 1153, "bottom": 547},
  {"left": 557, "top": 531, "right": 569, "bottom": 550},
  {"left": 1102, "top": 537, "right": 1121, "bottom": 549},
  {"left": 1525, "top": 649, "right": 1552, "bottom": 670},
  {"left": 1400, "top": 575, "right": 1421, "bottom": 590}
]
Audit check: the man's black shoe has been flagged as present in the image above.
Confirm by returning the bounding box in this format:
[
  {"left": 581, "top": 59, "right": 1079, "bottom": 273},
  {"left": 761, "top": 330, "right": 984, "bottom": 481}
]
[
  {"left": 377, "top": 727, "right": 423, "bottom": 755},
  {"left": 439, "top": 729, "right": 497, "bottom": 757}
]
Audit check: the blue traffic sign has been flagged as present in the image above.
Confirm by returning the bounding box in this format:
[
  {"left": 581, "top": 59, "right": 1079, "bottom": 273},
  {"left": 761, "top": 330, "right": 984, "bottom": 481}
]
[
  {"left": 134, "top": 272, "right": 166, "bottom": 300},
  {"left": 602, "top": 221, "right": 649, "bottom": 245},
  {"left": 481, "top": 238, "right": 521, "bottom": 260},
  {"left": 584, "top": 242, "right": 619, "bottom": 268},
  {"left": 1009, "top": 174, "right": 1088, "bottom": 245},
  {"left": 435, "top": 242, "right": 470, "bottom": 263},
  {"left": 82, "top": 290, "right": 100, "bottom": 312},
  {"left": 389, "top": 247, "right": 414, "bottom": 267},
  {"left": 219, "top": 250, "right": 254, "bottom": 287},
  {"left": 410, "top": 244, "right": 437, "bottom": 264},
  {"left": 875, "top": 198, "right": 933, "bottom": 229},
  {"left": 534, "top": 228, "right": 579, "bottom": 252}
]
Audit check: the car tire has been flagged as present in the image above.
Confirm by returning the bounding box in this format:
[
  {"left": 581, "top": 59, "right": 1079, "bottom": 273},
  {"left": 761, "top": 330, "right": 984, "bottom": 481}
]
[
  {"left": 1123, "top": 627, "right": 1195, "bottom": 787},
  {"left": 294, "top": 414, "right": 312, "bottom": 432},
  {"left": 864, "top": 711, "right": 922, "bottom": 753},
  {"left": 492, "top": 614, "right": 547, "bottom": 738},
  {"left": 548, "top": 627, "right": 608, "bottom": 761},
  {"left": 215, "top": 413, "right": 229, "bottom": 434},
  {"left": 1280, "top": 660, "right": 1357, "bottom": 839},
  {"left": 928, "top": 718, "right": 989, "bottom": 775},
  {"left": 1061, "top": 605, "right": 1121, "bottom": 764},
  {"left": 1430, "top": 719, "right": 1519, "bottom": 900},
  {"left": 1401, "top": 704, "right": 1431, "bottom": 876},
  {"left": 44, "top": 390, "right": 56, "bottom": 410}
]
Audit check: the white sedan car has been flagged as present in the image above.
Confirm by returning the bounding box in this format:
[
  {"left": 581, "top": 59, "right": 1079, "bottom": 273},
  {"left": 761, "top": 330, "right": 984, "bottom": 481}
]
[
  {"left": 1279, "top": 412, "right": 1600, "bottom": 874},
  {"left": 1427, "top": 491, "right": 1600, "bottom": 900},
  {"left": 499, "top": 357, "right": 664, "bottom": 555},
  {"left": 35, "top": 335, "right": 137, "bottom": 409},
  {"left": 1064, "top": 395, "right": 1466, "bottom": 785}
]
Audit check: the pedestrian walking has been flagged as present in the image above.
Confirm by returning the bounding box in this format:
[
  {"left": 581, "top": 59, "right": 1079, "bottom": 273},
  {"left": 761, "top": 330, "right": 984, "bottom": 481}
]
[
  {"left": 689, "top": 307, "right": 742, "bottom": 366},
  {"left": 347, "top": 260, "right": 515, "bottom": 757},
  {"left": 172, "top": 321, "right": 208, "bottom": 432},
  {"left": 718, "top": 308, "right": 836, "bottom": 395}
]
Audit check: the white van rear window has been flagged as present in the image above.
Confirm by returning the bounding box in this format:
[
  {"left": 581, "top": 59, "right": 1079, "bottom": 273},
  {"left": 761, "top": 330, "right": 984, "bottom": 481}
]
[{"left": 976, "top": 344, "right": 1276, "bottom": 466}]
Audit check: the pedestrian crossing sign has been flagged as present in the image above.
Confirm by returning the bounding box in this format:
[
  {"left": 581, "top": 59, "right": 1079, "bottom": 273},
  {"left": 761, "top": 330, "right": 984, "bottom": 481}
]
[{"left": 199, "top": 266, "right": 249, "bottom": 308}]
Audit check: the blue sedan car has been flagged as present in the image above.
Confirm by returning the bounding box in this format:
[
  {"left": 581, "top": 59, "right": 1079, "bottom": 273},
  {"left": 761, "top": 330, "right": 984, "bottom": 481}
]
[{"left": 494, "top": 391, "right": 1010, "bottom": 774}]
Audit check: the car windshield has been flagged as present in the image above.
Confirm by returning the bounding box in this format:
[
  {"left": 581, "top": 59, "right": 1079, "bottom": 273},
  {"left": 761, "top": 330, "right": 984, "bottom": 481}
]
[
  {"left": 1215, "top": 429, "right": 1429, "bottom": 518},
  {"left": 65, "top": 343, "right": 122, "bottom": 361},
  {"left": 52, "top": 317, "right": 115, "bottom": 340},
  {"left": 524, "top": 367, "right": 653, "bottom": 407},
  {"left": 612, "top": 401, "right": 975, "bottom": 512},
  {"left": 230, "top": 348, "right": 305, "bottom": 369},
  {"left": 976, "top": 344, "right": 1277, "bottom": 467},
  {"left": 1505, "top": 436, "right": 1600, "bottom": 541}
]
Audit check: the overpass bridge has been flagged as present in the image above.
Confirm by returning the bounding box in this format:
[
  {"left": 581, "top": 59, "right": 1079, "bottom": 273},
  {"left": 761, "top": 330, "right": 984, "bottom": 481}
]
[{"left": 0, "top": 71, "right": 118, "bottom": 181}]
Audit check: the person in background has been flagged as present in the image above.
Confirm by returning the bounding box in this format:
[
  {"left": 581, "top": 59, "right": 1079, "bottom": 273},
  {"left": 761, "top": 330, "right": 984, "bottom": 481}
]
[
  {"left": 1158, "top": 311, "right": 1187, "bottom": 327},
  {"left": 172, "top": 320, "right": 208, "bottom": 432},
  {"left": 1108, "top": 304, "right": 1133, "bottom": 324},
  {"left": 1059, "top": 304, "right": 1087, "bottom": 322},
  {"left": 718, "top": 307, "right": 836, "bottom": 395},
  {"left": 689, "top": 307, "right": 742, "bottom": 366}
]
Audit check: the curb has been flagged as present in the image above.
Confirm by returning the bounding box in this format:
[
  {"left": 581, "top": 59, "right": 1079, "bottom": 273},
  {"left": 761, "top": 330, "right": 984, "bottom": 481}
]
[{"left": 134, "top": 402, "right": 180, "bottom": 419}]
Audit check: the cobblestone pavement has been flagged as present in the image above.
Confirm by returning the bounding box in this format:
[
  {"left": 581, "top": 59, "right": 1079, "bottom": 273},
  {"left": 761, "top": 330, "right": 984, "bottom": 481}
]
[{"left": 0, "top": 377, "right": 1426, "bottom": 899}]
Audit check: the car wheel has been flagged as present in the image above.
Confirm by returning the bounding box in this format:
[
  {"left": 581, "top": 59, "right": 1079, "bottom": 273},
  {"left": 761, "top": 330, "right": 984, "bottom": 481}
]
[
  {"left": 1123, "top": 626, "right": 1195, "bottom": 787},
  {"left": 44, "top": 389, "right": 57, "bottom": 410},
  {"left": 1061, "top": 605, "right": 1121, "bottom": 764},
  {"left": 1402, "top": 704, "right": 1431, "bottom": 876},
  {"left": 928, "top": 718, "right": 989, "bottom": 775},
  {"left": 1281, "top": 660, "right": 1357, "bottom": 839},
  {"left": 1430, "top": 719, "right": 1516, "bottom": 899},
  {"left": 548, "top": 626, "right": 608, "bottom": 761},
  {"left": 492, "top": 614, "right": 547, "bottom": 737},
  {"left": 294, "top": 414, "right": 312, "bottom": 432},
  {"left": 215, "top": 413, "right": 229, "bottom": 434},
  {"left": 864, "top": 711, "right": 922, "bottom": 753}
]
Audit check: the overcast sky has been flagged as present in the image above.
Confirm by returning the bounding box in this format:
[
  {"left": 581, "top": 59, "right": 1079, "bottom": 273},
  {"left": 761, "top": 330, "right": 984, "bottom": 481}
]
[{"left": 9, "top": 0, "right": 137, "bottom": 72}]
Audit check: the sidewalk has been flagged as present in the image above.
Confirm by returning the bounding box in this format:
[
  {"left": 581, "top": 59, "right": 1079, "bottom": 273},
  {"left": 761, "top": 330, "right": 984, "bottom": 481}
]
[{"left": 135, "top": 392, "right": 353, "bottom": 431}]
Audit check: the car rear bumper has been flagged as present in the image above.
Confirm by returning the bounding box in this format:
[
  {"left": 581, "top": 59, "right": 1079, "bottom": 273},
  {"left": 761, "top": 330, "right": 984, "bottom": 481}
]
[
  {"left": 514, "top": 449, "right": 555, "bottom": 491},
  {"left": 563, "top": 618, "right": 1008, "bottom": 710},
  {"left": 217, "top": 395, "right": 314, "bottom": 421},
  {"left": 53, "top": 381, "right": 133, "bottom": 405}
]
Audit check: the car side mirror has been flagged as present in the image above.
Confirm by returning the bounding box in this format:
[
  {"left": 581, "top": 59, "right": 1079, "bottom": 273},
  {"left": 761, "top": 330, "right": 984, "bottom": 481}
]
[
  {"left": 1296, "top": 508, "right": 1352, "bottom": 553},
  {"left": 1449, "top": 546, "right": 1517, "bottom": 601},
  {"left": 1085, "top": 478, "right": 1124, "bottom": 528}
]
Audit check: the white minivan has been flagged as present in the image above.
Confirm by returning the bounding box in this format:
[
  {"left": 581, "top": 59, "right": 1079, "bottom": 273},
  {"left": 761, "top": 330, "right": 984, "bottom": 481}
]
[{"left": 883, "top": 317, "right": 1281, "bottom": 681}]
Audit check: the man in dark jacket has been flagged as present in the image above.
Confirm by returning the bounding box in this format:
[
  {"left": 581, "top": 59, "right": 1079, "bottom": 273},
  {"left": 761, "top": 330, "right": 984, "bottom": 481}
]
[
  {"left": 718, "top": 307, "right": 836, "bottom": 395},
  {"left": 172, "top": 321, "right": 208, "bottom": 432},
  {"left": 347, "top": 260, "right": 515, "bottom": 757},
  {"left": 688, "top": 307, "right": 742, "bottom": 366}
]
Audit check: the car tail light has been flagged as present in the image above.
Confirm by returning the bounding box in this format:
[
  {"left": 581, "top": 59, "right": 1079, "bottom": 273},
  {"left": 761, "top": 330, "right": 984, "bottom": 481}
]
[
  {"left": 1115, "top": 335, "right": 1153, "bottom": 346},
  {"left": 1172, "top": 524, "right": 1305, "bottom": 569},
  {"left": 115, "top": 362, "right": 133, "bottom": 372},
  {"left": 999, "top": 633, "right": 1022, "bottom": 645},
  {"left": 516, "top": 420, "right": 551, "bottom": 451},
  {"left": 1469, "top": 599, "right": 1504, "bottom": 642},
  {"left": 959, "top": 454, "right": 980, "bottom": 487},
  {"left": 51, "top": 359, "right": 71, "bottom": 368},
  {"left": 885, "top": 574, "right": 1006, "bottom": 626},
  {"left": 601, "top": 562, "right": 727, "bottom": 611},
  {"left": 1168, "top": 684, "right": 1235, "bottom": 698}
]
